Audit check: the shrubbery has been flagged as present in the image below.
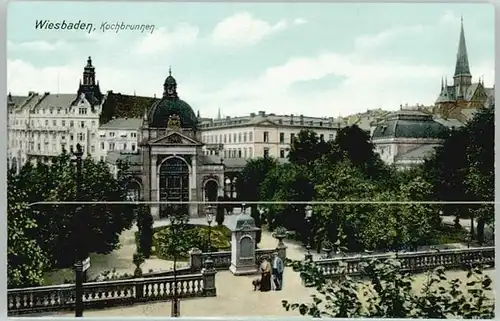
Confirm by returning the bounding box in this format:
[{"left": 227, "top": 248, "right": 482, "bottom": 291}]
[
  {"left": 283, "top": 258, "right": 495, "bottom": 318},
  {"left": 144, "top": 224, "right": 231, "bottom": 260}
]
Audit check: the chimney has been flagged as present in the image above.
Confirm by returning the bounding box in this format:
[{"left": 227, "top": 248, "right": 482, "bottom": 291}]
[
  {"left": 258, "top": 111, "right": 265, "bottom": 116},
  {"left": 250, "top": 112, "right": 256, "bottom": 117}
]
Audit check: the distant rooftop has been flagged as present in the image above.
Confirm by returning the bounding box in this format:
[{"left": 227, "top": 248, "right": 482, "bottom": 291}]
[
  {"left": 99, "top": 118, "right": 142, "bottom": 130},
  {"left": 199, "top": 111, "right": 342, "bottom": 130}
]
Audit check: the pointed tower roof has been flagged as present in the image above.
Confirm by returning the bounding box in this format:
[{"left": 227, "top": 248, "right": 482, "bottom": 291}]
[{"left": 454, "top": 16, "right": 471, "bottom": 77}]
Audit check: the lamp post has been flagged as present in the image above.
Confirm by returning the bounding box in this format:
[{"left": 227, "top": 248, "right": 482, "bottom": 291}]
[
  {"left": 304, "top": 205, "right": 313, "bottom": 261},
  {"left": 206, "top": 205, "right": 214, "bottom": 254},
  {"left": 72, "top": 143, "right": 84, "bottom": 317},
  {"left": 169, "top": 209, "right": 187, "bottom": 317}
]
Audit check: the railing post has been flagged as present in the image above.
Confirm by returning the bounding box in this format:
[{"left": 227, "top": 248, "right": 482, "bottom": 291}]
[
  {"left": 201, "top": 260, "right": 217, "bottom": 297},
  {"left": 189, "top": 248, "right": 203, "bottom": 272},
  {"left": 135, "top": 279, "right": 144, "bottom": 300}
]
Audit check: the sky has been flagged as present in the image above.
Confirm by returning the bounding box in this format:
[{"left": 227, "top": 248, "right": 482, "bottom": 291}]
[{"left": 7, "top": 2, "right": 495, "bottom": 118}]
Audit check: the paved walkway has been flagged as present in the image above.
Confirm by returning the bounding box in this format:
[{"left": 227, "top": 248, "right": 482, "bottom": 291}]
[
  {"left": 39, "top": 213, "right": 495, "bottom": 317},
  {"left": 46, "top": 268, "right": 495, "bottom": 317},
  {"left": 43, "top": 213, "right": 491, "bottom": 285}
]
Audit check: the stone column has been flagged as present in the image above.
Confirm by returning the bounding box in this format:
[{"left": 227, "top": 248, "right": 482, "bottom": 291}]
[
  {"left": 190, "top": 156, "right": 198, "bottom": 217},
  {"left": 218, "top": 174, "right": 224, "bottom": 197},
  {"left": 150, "top": 154, "right": 159, "bottom": 220},
  {"left": 201, "top": 265, "right": 217, "bottom": 297}
]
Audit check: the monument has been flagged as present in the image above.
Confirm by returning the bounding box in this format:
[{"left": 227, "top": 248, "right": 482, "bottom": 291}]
[{"left": 228, "top": 211, "right": 260, "bottom": 275}]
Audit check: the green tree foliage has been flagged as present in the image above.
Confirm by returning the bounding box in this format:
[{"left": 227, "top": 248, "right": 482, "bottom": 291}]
[
  {"left": 136, "top": 202, "right": 153, "bottom": 258},
  {"left": 236, "top": 157, "right": 278, "bottom": 243},
  {"left": 288, "top": 129, "right": 329, "bottom": 167},
  {"left": 283, "top": 258, "right": 494, "bottom": 318},
  {"left": 424, "top": 107, "right": 494, "bottom": 244},
  {"left": 9, "top": 152, "right": 136, "bottom": 269},
  {"left": 7, "top": 169, "right": 50, "bottom": 288},
  {"left": 261, "top": 163, "right": 315, "bottom": 240},
  {"left": 463, "top": 108, "right": 494, "bottom": 244},
  {"left": 310, "top": 160, "right": 440, "bottom": 252}
]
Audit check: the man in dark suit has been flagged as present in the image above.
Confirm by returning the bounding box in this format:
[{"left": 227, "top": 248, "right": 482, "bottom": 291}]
[{"left": 271, "top": 251, "right": 284, "bottom": 291}]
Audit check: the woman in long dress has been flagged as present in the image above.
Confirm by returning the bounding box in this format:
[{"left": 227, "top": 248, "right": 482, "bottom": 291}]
[{"left": 259, "top": 257, "right": 272, "bottom": 292}]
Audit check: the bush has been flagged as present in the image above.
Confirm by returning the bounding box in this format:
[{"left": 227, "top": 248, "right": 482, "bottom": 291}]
[
  {"left": 144, "top": 224, "right": 231, "bottom": 260},
  {"left": 283, "top": 258, "right": 494, "bottom": 318}
]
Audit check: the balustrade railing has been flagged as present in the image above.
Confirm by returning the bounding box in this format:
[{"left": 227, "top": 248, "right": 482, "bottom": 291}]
[
  {"left": 8, "top": 273, "right": 206, "bottom": 315},
  {"left": 315, "top": 246, "right": 495, "bottom": 277}
]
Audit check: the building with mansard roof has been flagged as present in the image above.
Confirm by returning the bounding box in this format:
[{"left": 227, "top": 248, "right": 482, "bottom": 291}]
[
  {"left": 7, "top": 57, "right": 104, "bottom": 171},
  {"left": 434, "top": 17, "right": 494, "bottom": 122}
]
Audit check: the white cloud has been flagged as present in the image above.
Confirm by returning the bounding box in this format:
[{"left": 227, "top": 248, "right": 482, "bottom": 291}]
[
  {"left": 8, "top": 40, "right": 70, "bottom": 52},
  {"left": 211, "top": 12, "right": 288, "bottom": 47},
  {"left": 354, "top": 25, "right": 425, "bottom": 50},
  {"left": 293, "top": 18, "right": 307, "bottom": 25},
  {"left": 7, "top": 14, "right": 494, "bottom": 119},
  {"left": 132, "top": 24, "right": 199, "bottom": 55},
  {"left": 440, "top": 11, "right": 461, "bottom": 25}
]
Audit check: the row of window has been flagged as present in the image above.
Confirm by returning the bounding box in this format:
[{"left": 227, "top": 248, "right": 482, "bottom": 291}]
[
  {"left": 203, "top": 131, "right": 254, "bottom": 144},
  {"left": 263, "top": 132, "right": 335, "bottom": 143},
  {"left": 26, "top": 142, "right": 95, "bottom": 154},
  {"left": 222, "top": 147, "right": 254, "bottom": 158},
  {"left": 10, "top": 118, "right": 96, "bottom": 129},
  {"left": 202, "top": 131, "right": 335, "bottom": 145},
  {"left": 9, "top": 131, "right": 96, "bottom": 141},
  {"left": 100, "top": 142, "right": 137, "bottom": 152},
  {"left": 262, "top": 147, "right": 288, "bottom": 159},
  {"left": 99, "top": 132, "right": 137, "bottom": 138},
  {"left": 25, "top": 106, "right": 92, "bottom": 116}
]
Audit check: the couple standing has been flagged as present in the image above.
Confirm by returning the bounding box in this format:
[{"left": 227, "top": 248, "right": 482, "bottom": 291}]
[{"left": 260, "top": 251, "right": 284, "bottom": 292}]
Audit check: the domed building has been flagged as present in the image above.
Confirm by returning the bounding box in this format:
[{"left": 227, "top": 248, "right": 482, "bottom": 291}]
[
  {"left": 128, "top": 69, "right": 225, "bottom": 219},
  {"left": 372, "top": 107, "right": 449, "bottom": 170}
]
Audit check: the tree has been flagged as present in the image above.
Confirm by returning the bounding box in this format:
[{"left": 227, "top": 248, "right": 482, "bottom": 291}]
[
  {"left": 463, "top": 108, "right": 494, "bottom": 244},
  {"left": 9, "top": 152, "right": 136, "bottom": 269},
  {"left": 236, "top": 157, "right": 278, "bottom": 243},
  {"left": 424, "top": 107, "right": 494, "bottom": 244},
  {"left": 261, "top": 163, "right": 315, "bottom": 239},
  {"left": 313, "top": 160, "right": 377, "bottom": 252},
  {"left": 283, "top": 258, "right": 494, "bottom": 318},
  {"left": 334, "top": 125, "right": 392, "bottom": 181},
  {"left": 136, "top": 202, "right": 153, "bottom": 258},
  {"left": 7, "top": 169, "right": 50, "bottom": 288},
  {"left": 288, "top": 129, "right": 329, "bottom": 167}
]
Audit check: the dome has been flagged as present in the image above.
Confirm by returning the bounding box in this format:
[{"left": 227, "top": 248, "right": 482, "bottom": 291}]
[
  {"left": 372, "top": 110, "right": 449, "bottom": 139},
  {"left": 147, "top": 68, "right": 198, "bottom": 129}
]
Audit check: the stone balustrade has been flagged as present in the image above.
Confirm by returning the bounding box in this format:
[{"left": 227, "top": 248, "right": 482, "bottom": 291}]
[
  {"left": 8, "top": 273, "right": 211, "bottom": 315},
  {"left": 315, "top": 246, "right": 495, "bottom": 277}
]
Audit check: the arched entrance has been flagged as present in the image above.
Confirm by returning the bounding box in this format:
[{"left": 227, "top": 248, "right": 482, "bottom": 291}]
[
  {"left": 204, "top": 180, "right": 218, "bottom": 202},
  {"left": 126, "top": 180, "right": 141, "bottom": 201},
  {"left": 159, "top": 157, "right": 190, "bottom": 217}
]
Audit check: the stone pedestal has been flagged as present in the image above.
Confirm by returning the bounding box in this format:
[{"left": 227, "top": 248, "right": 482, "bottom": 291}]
[{"left": 228, "top": 213, "right": 260, "bottom": 275}]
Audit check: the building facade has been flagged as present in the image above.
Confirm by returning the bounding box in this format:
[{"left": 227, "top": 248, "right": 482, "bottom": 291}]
[
  {"left": 372, "top": 108, "right": 450, "bottom": 170},
  {"left": 7, "top": 57, "right": 103, "bottom": 171},
  {"left": 199, "top": 112, "right": 341, "bottom": 160},
  {"left": 107, "top": 71, "right": 229, "bottom": 219},
  {"left": 97, "top": 118, "right": 142, "bottom": 161}
]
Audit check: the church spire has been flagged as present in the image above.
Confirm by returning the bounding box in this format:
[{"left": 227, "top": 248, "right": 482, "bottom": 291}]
[{"left": 453, "top": 16, "right": 472, "bottom": 80}]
